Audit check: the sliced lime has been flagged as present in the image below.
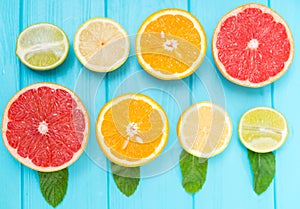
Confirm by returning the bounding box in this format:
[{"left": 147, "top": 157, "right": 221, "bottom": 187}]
[
  {"left": 239, "top": 107, "right": 288, "bottom": 153},
  {"left": 16, "top": 23, "right": 69, "bottom": 70}
]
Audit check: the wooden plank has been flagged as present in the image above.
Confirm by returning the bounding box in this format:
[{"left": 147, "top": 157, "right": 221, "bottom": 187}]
[
  {"left": 0, "top": 0, "right": 22, "bottom": 208},
  {"left": 271, "top": 0, "right": 299, "bottom": 208},
  {"left": 106, "top": 0, "right": 193, "bottom": 209},
  {"left": 20, "top": 0, "right": 108, "bottom": 208},
  {"left": 190, "top": 0, "right": 274, "bottom": 208}
]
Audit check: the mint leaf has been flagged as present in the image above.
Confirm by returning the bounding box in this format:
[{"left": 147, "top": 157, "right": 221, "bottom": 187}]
[
  {"left": 38, "top": 168, "right": 68, "bottom": 207},
  {"left": 248, "top": 150, "right": 275, "bottom": 195},
  {"left": 111, "top": 162, "right": 140, "bottom": 197},
  {"left": 179, "top": 150, "right": 208, "bottom": 194}
]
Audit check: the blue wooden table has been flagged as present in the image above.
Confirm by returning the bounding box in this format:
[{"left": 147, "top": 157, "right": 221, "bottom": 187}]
[{"left": 0, "top": 0, "right": 299, "bottom": 208}]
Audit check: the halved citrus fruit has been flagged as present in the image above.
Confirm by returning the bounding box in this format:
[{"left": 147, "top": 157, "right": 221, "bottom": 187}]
[
  {"left": 212, "top": 3, "right": 294, "bottom": 87},
  {"left": 96, "top": 94, "right": 169, "bottom": 167},
  {"left": 16, "top": 23, "right": 69, "bottom": 70},
  {"left": 239, "top": 107, "right": 288, "bottom": 153},
  {"left": 136, "top": 9, "right": 207, "bottom": 80},
  {"left": 74, "top": 18, "right": 130, "bottom": 72},
  {"left": 177, "top": 102, "right": 232, "bottom": 158},
  {"left": 2, "top": 83, "right": 89, "bottom": 172}
]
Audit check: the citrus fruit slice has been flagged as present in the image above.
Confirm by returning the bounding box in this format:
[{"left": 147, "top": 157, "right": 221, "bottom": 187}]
[
  {"left": 16, "top": 23, "right": 69, "bottom": 70},
  {"left": 177, "top": 102, "right": 232, "bottom": 158},
  {"left": 74, "top": 18, "right": 130, "bottom": 72},
  {"left": 136, "top": 9, "right": 207, "bottom": 80},
  {"left": 2, "top": 83, "right": 89, "bottom": 172},
  {"left": 239, "top": 107, "right": 288, "bottom": 153},
  {"left": 212, "top": 3, "right": 294, "bottom": 87},
  {"left": 96, "top": 94, "right": 169, "bottom": 167}
]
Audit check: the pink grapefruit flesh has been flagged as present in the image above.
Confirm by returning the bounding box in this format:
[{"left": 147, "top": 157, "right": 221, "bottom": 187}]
[
  {"left": 2, "top": 83, "right": 89, "bottom": 172},
  {"left": 213, "top": 4, "right": 294, "bottom": 87}
]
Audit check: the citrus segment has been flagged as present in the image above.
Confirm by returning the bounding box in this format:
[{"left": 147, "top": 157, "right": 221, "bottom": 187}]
[
  {"left": 74, "top": 18, "right": 129, "bottom": 72},
  {"left": 96, "top": 94, "right": 169, "bottom": 167},
  {"left": 2, "top": 83, "right": 89, "bottom": 172},
  {"left": 212, "top": 4, "right": 294, "bottom": 87},
  {"left": 177, "top": 102, "right": 232, "bottom": 158},
  {"left": 136, "top": 9, "right": 207, "bottom": 80},
  {"left": 16, "top": 23, "right": 69, "bottom": 70},
  {"left": 239, "top": 107, "right": 288, "bottom": 153}
]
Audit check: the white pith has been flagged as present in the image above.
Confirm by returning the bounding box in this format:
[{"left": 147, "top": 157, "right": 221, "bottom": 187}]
[
  {"left": 163, "top": 39, "right": 178, "bottom": 51},
  {"left": 38, "top": 121, "right": 48, "bottom": 135},
  {"left": 247, "top": 39, "right": 259, "bottom": 50},
  {"left": 126, "top": 122, "right": 139, "bottom": 138}
]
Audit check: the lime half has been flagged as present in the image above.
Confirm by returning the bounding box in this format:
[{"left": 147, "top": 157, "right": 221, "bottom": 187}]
[
  {"left": 16, "top": 23, "right": 69, "bottom": 70},
  {"left": 239, "top": 107, "right": 288, "bottom": 153}
]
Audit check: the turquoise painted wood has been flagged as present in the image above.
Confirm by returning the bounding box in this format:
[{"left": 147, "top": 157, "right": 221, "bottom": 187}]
[
  {"left": 0, "top": 1, "right": 22, "bottom": 209},
  {"left": 272, "top": 0, "right": 300, "bottom": 208},
  {"left": 0, "top": 0, "right": 298, "bottom": 209}
]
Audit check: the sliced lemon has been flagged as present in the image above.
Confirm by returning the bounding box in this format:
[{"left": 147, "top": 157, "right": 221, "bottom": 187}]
[
  {"left": 239, "top": 107, "right": 288, "bottom": 153},
  {"left": 96, "top": 94, "right": 169, "bottom": 167},
  {"left": 74, "top": 18, "right": 130, "bottom": 73},
  {"left": 16, "top": 23, "right": 69, "bottom": 70},
  {"left": 136, "top": 9, "right": 207, "bottom": 80},
  {"left": 177, "top": 102, "right": 232, "bottom": 158}
]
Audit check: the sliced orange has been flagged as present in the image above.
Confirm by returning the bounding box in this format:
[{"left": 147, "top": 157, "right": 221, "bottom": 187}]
[
  {"left": 96, "top": 94, "right": 169, "bottom": 167},
  {"left": 177, "top": 102, "right": 232, "bottom": 158},
  {"left": 136, "top": 9, "right": 207, "bottom": 80}
]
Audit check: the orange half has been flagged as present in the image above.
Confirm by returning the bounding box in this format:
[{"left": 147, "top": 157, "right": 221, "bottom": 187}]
[
  {"left": 136, "top": 9, "right": 207, "bottom": 80},
  {"left": 96, "top": 94, "right": 169, "bottom": 167}
]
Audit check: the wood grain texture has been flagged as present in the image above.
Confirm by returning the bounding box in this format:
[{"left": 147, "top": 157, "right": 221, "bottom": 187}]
[
  {"left": 19, "top": 0, "right": 107, "bottom": 208},
  {"left": 106, "top": 1, "right": 193, "bottom": 209},
  {"left": 0, "top": 0, "right": 299, "bottom": 209},
  {"left": 271, "top": 0, "right": 300, "bottom": 208},
  {"left": 0, "top": 0, "right": 22, "bottom": 208}
]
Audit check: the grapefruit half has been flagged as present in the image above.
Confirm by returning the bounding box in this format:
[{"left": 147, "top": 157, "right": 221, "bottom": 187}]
[
  {"left": 212, "top": 4, "right": 294, "bottom": 87},
  {"left": 2, "top": 83, "right": 89, "bottom": 172}
]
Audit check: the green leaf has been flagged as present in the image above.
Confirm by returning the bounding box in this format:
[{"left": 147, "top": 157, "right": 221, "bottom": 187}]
[
  {"left": 179, "top": 150, "right": 208, "bottom": 194},
  {"left": 111, "top": 162, "right": 140, "bottom": 197},
  {"left": 38, "top": 168, "right": 68, "bottom": 207},
  {"left": 248, "top": 150, "right": 275, "bottom": 195}
]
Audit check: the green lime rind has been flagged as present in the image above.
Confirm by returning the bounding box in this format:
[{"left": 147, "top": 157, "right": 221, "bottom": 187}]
[
  {"left": 239, "top": 106, "right": 289, "bottom": 153},
  {"left": 16, "top": 23, "right": 69, "bottom": 71}
]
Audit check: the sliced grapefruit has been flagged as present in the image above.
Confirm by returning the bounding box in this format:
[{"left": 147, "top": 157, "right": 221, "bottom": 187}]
[
  {"left": 96, "top": 94, "right": 169, "bottom": 167},
  {"left": 177, "top": 102, "right": 232, "bottom": 158},
  {"left": 136, "top": 9, "right": 207, "bottom": 80},
  {"left": 2, "top": 83, "right": 89, "bottom": 172},
  {"left": 74, "top": 18, "right": 130, "bottom": 72},
  {"left": 212, "top": 3, "right": 294, "bottom": 87}
]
